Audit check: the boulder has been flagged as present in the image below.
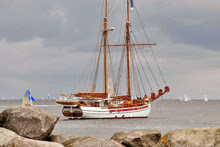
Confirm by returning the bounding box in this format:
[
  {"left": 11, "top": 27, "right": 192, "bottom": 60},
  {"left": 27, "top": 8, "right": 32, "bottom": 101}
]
[
  {"left": 0, "top": 127, "right": 64, "bottom": 147},
  {"left": 49, "top": 133, "right": 79, "bottom": 144},
  {"left": 0, "top": 105, "right": 59, "bottom": 140},
  {"left": 157, "top": 127, "right": 220, "bottom": 147},
  {"left": 0, "top": 126, "right": 18, "bottom": 146},
  {"left": 111, "top": 129, "right": 161, "bottom": 147},
  {"left": 63, "top": 136, "right": 125, "bottom": 147}
]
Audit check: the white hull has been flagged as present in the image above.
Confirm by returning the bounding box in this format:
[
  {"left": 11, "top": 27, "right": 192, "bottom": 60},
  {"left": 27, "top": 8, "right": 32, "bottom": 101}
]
[
  {"left": 81, "top": 104, "right": 151, "bottom": 119},
  {"left": 61, "top": 103, "right": 151, "bottom": 119}
]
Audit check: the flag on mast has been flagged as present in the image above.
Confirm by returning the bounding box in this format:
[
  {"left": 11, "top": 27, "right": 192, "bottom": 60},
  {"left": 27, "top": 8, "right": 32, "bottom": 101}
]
[
  {"left": 26, "top": 89, "right": 36, "bottom": 101},
  {"left": 130, "top": 0, "right": 134, "bottom": 10}
]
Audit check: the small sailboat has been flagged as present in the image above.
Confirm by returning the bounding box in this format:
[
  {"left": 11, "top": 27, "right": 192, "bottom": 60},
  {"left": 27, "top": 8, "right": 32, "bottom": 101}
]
[
  {"left": 22, "top": 89, "right": 36, "bottom": 106},
  {"left": 56, "top": 0, "right": 170, "bottom": 119},
  {"left": 184, "top": 94, "right": 189, "bottom": 102},
  {"left": 48, "top": 93, "right": 51, "bottom": 100},
  {"left": 204, "top": 95, "right": 208, "bottom": 102}
]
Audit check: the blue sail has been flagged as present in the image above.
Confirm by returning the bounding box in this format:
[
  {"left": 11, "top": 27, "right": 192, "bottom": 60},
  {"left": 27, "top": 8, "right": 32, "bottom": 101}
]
[
  {"left": 26, "top": 89, "right": 36, "bottom": 101},
  {"left": 29, "top": 96, "right": 36, "bottom": 102},
  {"left": 26, "top": 90, "right": 30, "bottom": 95}
]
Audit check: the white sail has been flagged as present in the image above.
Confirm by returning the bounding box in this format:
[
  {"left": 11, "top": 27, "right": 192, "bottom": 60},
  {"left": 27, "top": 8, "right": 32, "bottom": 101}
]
[
  {"left": 204, "top": 95, "right": 208, "bottom": 102},
  {"left": 184, "top": 94, "right": 188, "bottom": 102},
  {"left": 22, "top": 91, "right": 30, "bottom": 106}
]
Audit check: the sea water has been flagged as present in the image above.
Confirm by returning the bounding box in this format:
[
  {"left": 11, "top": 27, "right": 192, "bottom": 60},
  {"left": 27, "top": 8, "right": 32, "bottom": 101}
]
[{"left": 0, "top": 99, "right": 219, "bottom": 138}]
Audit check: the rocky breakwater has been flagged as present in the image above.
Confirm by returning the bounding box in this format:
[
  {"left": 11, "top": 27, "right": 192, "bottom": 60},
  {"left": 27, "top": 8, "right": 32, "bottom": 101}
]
[
  {"left": 111, "top": 129, "right": 161, "bottom": 147},
  {"left": 0, "top": 105, "right": 63, "bottom": 146},
  {"left": 48, "top": 130, "right": 161, "bottom": 147},
  {"left": 158, "top": 127, "right": 220, "bottom": 147},
  {"left": 56, "top": 127, "right": 219, "bottom": 147}
]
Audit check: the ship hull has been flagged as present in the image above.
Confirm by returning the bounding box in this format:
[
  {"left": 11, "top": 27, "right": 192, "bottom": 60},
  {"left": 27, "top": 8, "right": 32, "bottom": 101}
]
[
  {"left": 58, "top": 102, "right": 151, "bottom": 119},
  {"left": 81, "top": 104, "right": 151, "bottom": 119}
]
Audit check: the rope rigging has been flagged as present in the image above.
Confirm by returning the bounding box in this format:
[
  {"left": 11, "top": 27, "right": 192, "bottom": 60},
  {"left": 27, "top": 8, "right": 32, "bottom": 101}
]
[
  {"left": 130, "top": 47, "right": 141, "bottom": 97},
  {"left": 114, "top": 46, "right": 126, "bottom": 95},
  {"left": 130, "top": 37, "right": 153, "bottom": 92},
  {"left": 107, "top": 40, "right": 116, "bottom": 92},
  {"left": 134, "top": 4, "right": 167, "bottom": 86},
  {"left": 130, "top": 27, "right": 160, "bottom": 89},
  {"left": 130, "top": 45, "right": 147, "bottom": 95},
  {"left": 91, "top": 40, "right": 103, "bottom": 92}
]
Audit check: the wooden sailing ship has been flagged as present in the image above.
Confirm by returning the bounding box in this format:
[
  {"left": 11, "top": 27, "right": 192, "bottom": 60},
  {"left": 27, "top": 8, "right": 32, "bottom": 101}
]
[{"left": 56, "top": 0, "right": 170, "bottom": 119}]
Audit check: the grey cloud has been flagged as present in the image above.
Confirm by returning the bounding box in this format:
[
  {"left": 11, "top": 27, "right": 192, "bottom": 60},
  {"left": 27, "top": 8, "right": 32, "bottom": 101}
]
[
  {"left": 136, "top": 0, "right": 220, "bottom": 51},
  {"left": 0, "top": 0, "right": 101, "bottom": 49},
  {"left": 0, "top": 0, "right": 220, "bottom": 99},
  {"left": 161, "top": 18, "right": 219, "bottom": 51}
]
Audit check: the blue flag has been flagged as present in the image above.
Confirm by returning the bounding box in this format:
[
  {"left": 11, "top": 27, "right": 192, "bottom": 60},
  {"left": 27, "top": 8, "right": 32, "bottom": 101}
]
[
  {"left": 30, "top": 96, "right": 36, "bottom": 102},
  {"left": 130, "top": 0, "right": 134, "bottom": 10},
  {"left": 26, "top": 89, "right": 36, "bottom": 101},
  {"left": 26, "top": 90, "right": 30, "bottom": 96}
]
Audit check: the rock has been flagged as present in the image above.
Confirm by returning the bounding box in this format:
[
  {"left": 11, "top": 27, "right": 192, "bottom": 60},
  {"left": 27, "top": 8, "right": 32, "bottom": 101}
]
[
  {"left": 0, "top": 127, "right": 64, "bottom": 147},
  {"left": 0, "top": 105, "right": 59, "bottom": 140},
  {"left": 63, "top": 136, "right": 125, "bottom": 147},
  {"left": 62, "top": 136, "right": 81, "bottom": 147},
  {"left": 157, "top": 127, "right": 220, "bottom": 147},
  {"left": 49, "top": 133, "right": 79, "bottom": 144},
  {"left": 0, "top": 126, "right": 18, "bottom": 146},
  {"left": 8, "top": 137, "right": 64, "bottom": 147},
  {"left": 111, "top": 129, "right": 161, "bottom": 147}
]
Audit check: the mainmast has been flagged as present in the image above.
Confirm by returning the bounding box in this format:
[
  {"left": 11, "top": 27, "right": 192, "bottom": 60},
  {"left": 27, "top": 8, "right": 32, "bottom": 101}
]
[
  {"left": 103, "top": 0, "right": 108, "bottom": 94},
  {"left": 126, "top": 0, "right": 131, "bottom": 97}
]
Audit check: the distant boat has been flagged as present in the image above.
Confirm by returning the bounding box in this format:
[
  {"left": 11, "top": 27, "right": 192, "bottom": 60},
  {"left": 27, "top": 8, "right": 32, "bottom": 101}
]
[
  {"left": 179, "top": 94, "right": 191, "bottom": 102},
  {"left": 184, "top": 94, "right": 189, "bottom": 102},
  {"left": 22, "top": 89, "right": 36, "bottom": 106},
  {"left": 48, "top": 93, "right": 51, "bottom": 100},
  {"left": 204, "top": 95, "right": 208, "bottom": 102}
]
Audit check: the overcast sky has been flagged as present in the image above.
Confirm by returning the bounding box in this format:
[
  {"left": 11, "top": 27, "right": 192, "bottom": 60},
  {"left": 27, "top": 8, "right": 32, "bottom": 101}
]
[{"left": 0, "top": 0, "right": 219, "bottom": 99}]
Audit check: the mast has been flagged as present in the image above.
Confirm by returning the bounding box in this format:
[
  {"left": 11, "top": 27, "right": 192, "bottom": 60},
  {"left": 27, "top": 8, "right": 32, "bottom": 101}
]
[
  {"left": 104, "top": 0, "right": 108, "bottom": 94},
  {"left": 126, "top": 0, "right": 131, "bottom": 96}
]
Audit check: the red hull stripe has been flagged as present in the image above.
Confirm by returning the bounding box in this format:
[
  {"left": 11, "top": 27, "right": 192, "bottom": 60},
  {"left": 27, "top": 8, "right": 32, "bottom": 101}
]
[
  {"left": 109, "top": 105, "right": 148, "bottom": 113},
  {"left": 107, "top": 117, "right": 148, "bottom": 119}
]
